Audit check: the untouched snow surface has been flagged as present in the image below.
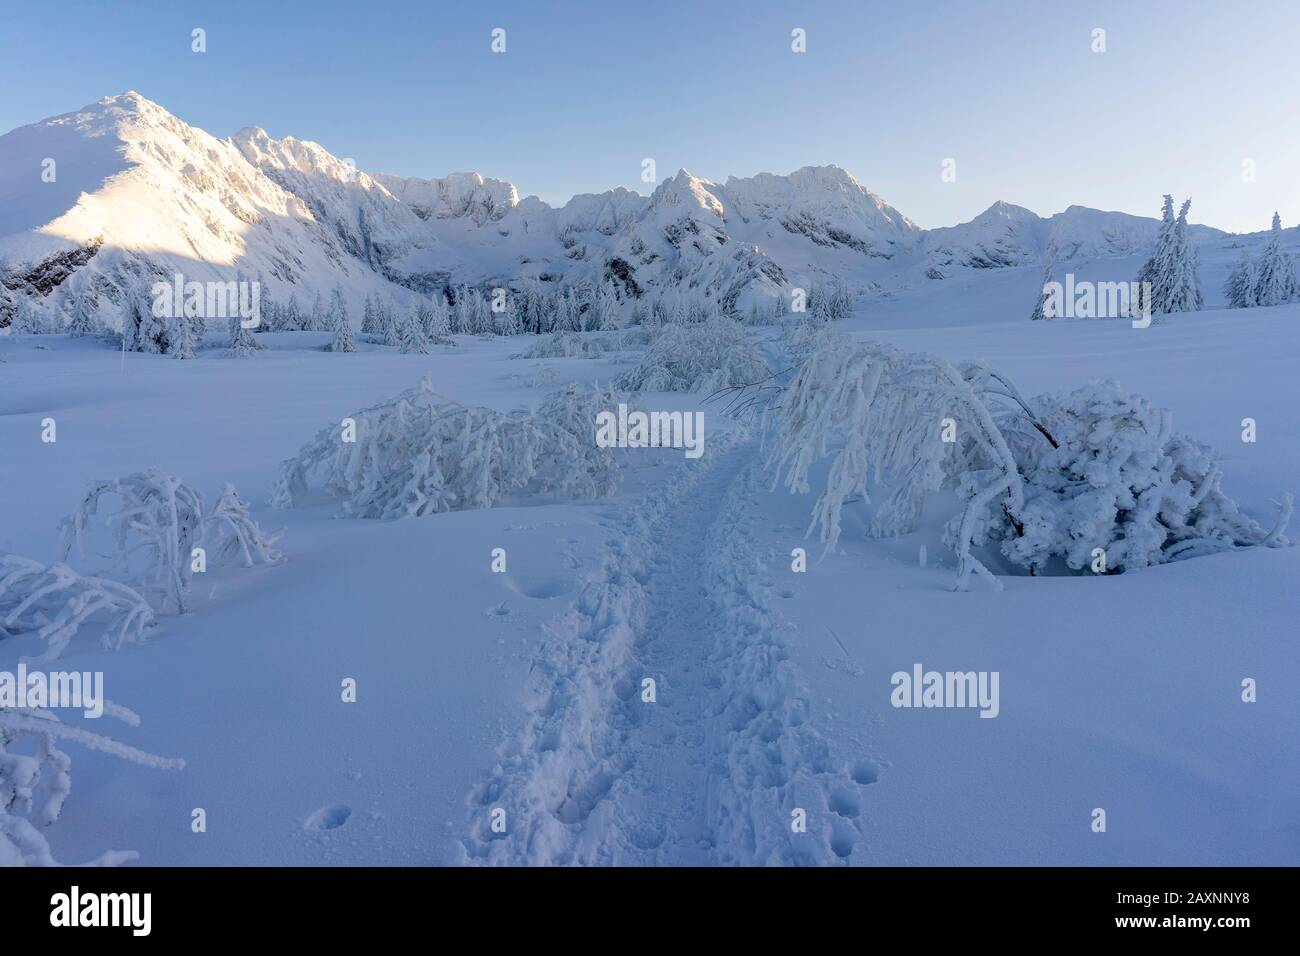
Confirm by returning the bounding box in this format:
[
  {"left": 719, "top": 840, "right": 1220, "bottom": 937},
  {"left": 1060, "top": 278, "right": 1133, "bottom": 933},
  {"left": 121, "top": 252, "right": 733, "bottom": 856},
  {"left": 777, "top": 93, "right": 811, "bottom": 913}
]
[{"left": 1, "top": 285, "right": 1296, "bottom": 865}]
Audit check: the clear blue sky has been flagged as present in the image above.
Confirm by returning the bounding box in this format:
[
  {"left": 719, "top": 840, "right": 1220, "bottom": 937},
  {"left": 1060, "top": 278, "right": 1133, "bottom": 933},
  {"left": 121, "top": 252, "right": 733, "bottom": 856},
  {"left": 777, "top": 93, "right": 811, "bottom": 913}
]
[{"left": 3, "top": 0, "right": 1298, "bottom": 232}]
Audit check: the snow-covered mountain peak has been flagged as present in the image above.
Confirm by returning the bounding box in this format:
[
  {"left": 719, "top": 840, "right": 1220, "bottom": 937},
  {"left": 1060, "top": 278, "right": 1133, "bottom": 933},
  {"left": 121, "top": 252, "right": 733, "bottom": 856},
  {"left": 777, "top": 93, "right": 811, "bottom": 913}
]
[
  {"left": 372, "top": 169, "right": 519, "bottom": 225},
  {"left": 974, "top": 200, "right": 1038, "bottom": 222},
  {"left": 647, "top": 169, "right": 725, "bottom": 218}
]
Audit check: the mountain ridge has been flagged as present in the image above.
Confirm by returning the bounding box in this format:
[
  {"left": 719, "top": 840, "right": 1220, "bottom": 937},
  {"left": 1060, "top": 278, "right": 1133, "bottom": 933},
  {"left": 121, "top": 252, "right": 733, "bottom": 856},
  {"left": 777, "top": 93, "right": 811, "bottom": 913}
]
[{"left": 0, "top": 92, "right": 1241, "bottom": 328}]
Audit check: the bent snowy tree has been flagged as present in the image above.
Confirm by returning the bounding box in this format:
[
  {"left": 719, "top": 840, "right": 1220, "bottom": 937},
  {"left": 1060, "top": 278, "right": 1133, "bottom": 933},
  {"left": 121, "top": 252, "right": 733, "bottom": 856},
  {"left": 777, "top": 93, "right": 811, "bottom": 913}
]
[{"left": 755, "top": 333, "right": 1290, "bottom": 590}]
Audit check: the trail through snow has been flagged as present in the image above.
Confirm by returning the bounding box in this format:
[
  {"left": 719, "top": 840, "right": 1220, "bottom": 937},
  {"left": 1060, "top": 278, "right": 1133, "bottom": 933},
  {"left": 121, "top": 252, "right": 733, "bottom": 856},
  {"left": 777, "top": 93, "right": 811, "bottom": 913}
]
[{"left": 461, "top": 436, "right": 871, "bottom": 865}]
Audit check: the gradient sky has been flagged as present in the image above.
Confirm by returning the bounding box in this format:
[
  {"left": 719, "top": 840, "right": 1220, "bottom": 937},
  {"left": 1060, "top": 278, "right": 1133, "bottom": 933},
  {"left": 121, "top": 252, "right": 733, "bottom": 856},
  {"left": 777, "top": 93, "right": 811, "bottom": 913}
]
[{"left": 2, "top": 0, "right": 1298, "bottom": 232}]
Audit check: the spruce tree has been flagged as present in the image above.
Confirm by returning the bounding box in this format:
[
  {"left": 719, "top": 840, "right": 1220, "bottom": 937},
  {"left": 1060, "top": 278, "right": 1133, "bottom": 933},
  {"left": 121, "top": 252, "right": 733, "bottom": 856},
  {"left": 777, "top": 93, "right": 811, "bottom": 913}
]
[
  {"left": 328, "top": 287, "right": 355, "bottom": 352},
  {"left": 1030, "top": 256, "right": 1055, "bottom": 321},
  {"left": 398, "top": 310, "right": 429, "bottom": 353},
  {"left": 426, "top": 295, "right": 452, "bottom": 343},
  {"left": 1136, "top": 195, "right": 1176, "bottom": 310},
  {"left": 1165, "top": 198, "right": 1203, "bottom": 314},
  {"left": 284, "top": 294, "right": 303, "bottom": 332},
  {"left": 229, "top": 313, "right": 260, "bottom": 358},
  {"left": 171, "top": 313, "right": 197, "bottom": 358},
  {"left": 361, "top": 295, "right": 379, "bottom": 336},
  {"left": 1223, "top": 248, "right": 1256, "bottom": 309},
  {"left": 1252, "top": 212, "right": 1298, "bottom": 307},
  {"left": 68, "top": 293, "right": 100, "bottom": 337},
  {"left": 9, "top": 295, "right": 37, "bottom": 334},
  {"left": 311, "top": 293, "right": 326, "bottom": 332},
  {"left": 382, "top": 299, "right": 402, "bottom": 346}
]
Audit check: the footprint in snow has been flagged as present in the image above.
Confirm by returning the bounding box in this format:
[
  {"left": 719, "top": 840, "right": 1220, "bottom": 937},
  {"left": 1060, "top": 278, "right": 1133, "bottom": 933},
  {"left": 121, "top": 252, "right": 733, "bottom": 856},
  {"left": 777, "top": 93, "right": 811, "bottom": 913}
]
[
  {"left": 504, "top": 574, "right": 575, "bottom": 599},
  {"left": 303, "top": 804, "right": 351, "bottom": 831}
]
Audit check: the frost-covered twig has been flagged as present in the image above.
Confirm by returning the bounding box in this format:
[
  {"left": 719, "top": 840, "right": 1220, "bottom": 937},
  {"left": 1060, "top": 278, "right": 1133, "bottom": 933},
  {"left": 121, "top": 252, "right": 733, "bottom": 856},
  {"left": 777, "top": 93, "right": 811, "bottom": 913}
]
[
  {"left": 1, "top": 703, "right": 182, "bottom": 866},
  {"left": 0, "top": 554, "right": 154, "bottom": 663}
]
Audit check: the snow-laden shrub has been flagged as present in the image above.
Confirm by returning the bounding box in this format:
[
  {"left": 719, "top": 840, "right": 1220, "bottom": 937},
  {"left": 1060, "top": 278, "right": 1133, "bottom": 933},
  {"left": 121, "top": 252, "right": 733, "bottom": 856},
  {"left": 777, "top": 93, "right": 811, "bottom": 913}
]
[
  {"left": 762, "top": 332, "right": 1291, "bottom": 589},
  {"left": 529, "top": 365, "right": 561, "bottom": 389},
  {"left": 615, "top": 325, "right": 657, "bottom": 348},
  {"left": 531, "top": 383, "right": 626, "bottom": 501},
  {"left": 58, "top": 471, "right": 204, "bottom": 615},
  {"left": 271, "top": 376, "right": 625, "bottom": 519},
  {"left": 206, "top": 483, "right": 284, "bottom": 568},
  {"left": 781, "top": 310, "right": 832, "bottom": 361},
  {"left": 1, "top": 702, "right": 183, "bottom": 866},
  {"left": 0, "top": 555, "right": 154, "bottom": 663},
  {"left": 616, "top": 317, "right": 769, "bottom": 393},
  {"left": 965, "top": 381, "right": 1292, "bottom": 574},
  {"left": 58, "top": 471, "right": 282, "bottom": 616},
  {"left": 511, "top": 329, "right": 614, "bottom": 360}
]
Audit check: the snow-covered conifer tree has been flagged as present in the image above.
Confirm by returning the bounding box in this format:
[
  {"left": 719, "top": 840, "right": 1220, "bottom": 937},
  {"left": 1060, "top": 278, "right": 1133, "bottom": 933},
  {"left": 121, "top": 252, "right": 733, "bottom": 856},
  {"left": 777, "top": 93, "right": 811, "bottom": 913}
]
[
  {"left": 1136, "top": 195, "right": 1175, "bottom": 307},
  {"left": 381, "top": 299, "right": 402, "bottom": 346},
  {"left": 1137, "top": 195, "right": 1201, "bottom": 316},
  {"left": 9, "top": 295, "right": 38, "bottom": 334},
  {"left": 471, "top": 289, "right": 494, "bottom": 335},
  {"left": 497, "top": 295, "right": 521, "bottom": 336},
  {"left": 451, "top": 287, "right": 471, "bottom": 335},
  {"left": 1252, "top": 212, "right": 1298, "bottom": 307},
  {"left": 1164, "top": 198, "right": 1203, "bottom": 314},
  {"left": 361, "top": 294, "right": 379, "bottom": 336},
  {"left": 127, "top": 282, "right": 169, "bottom": 353},
  {"left": 310, "top": 293, "right": 326, "bottom": 331},
  {"left": 1030, "top": 254, "right": 1055, "bottom": 321},
  {"left": 68, "top": 292, "right": 99, "bottom": 337},
  {"left": 425, "top": 295, "right": 452, "bottom": 343},
  {"left": 1223, "top": 248, "right": 1256, "bottom": 309},
  {"left": 284, "top": 294, "right": 303, "bottom": 332},
  {"left": 170, "top": 314, "right": 197, "bottom": 359},
  {"left": 397, "top": 310, "right": 429, "bottom": 353},
  {"left": 592, "top": 281, "right": 619, "bottom": 331},
  {"left": 520, "top": 286, "right": 542, "bottom": 334},
  {"left": 328, "top": 287, "right": 355, "bottom": 352},
  {"left": 558, "top": 289, "right": 581, "bottom": 332},
  {"left": 229, "top": 313, "right": 260, "bottom": 358}
]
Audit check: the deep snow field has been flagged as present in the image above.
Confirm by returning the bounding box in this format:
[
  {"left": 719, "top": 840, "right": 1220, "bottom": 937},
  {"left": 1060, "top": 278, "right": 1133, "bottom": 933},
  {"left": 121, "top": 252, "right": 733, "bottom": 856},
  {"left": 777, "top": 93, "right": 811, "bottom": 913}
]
[{"left": 1, "top": 282, "right": 1297, "bottom": 866}]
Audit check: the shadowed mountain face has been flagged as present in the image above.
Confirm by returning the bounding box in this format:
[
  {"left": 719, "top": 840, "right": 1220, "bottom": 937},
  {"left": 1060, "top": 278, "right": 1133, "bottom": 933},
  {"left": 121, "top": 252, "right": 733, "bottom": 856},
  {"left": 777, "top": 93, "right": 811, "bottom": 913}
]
[{"left": 0, "top": 92, "right": 1230, "bottom": 328}]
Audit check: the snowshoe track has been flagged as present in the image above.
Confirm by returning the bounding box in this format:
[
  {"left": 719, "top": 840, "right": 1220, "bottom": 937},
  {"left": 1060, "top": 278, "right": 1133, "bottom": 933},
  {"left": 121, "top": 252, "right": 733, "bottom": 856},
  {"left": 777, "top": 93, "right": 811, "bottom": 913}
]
[{"left": 460, "top": 434, "right": 869, "bottom": 865}]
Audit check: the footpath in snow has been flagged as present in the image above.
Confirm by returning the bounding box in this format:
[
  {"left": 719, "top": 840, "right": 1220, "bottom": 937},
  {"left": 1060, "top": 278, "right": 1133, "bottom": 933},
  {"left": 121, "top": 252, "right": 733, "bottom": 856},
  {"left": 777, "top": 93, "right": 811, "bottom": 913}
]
[{"left": 462, "top": 434, "right": 874, "bottom": 865}]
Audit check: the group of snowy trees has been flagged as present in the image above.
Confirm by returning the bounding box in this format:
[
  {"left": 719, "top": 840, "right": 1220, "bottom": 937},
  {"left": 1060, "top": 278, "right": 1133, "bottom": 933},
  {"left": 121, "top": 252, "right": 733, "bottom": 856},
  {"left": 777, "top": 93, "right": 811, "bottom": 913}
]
[
  {"left": 1224, "top": 213, "right": 1299, "bottom": 309},
  {"left": 1031, "top": 195, "right": 1210, "bottom": 322},
  {"left": 5, "top": 262, "right": 857, "bottom": 358},
  {"left": 1135, "top": 195, "right": 1203, "bottom": 316}
]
